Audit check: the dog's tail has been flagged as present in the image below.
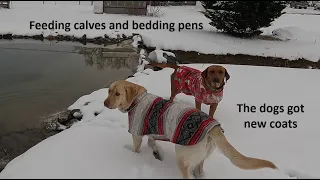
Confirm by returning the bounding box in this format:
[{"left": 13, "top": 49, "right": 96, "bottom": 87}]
[
  {"left": 148, "top": 62, "right": 180, "bottom": 70},
  {"left": 209, "top": 126, "right": 278, "bottom": 170}
]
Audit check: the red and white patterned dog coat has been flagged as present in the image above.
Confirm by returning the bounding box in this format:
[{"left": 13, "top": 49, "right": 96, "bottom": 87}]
[
  {"left": 127, "top": 92, "right": 221, "bottom": 146},
  {"left": 173, "top": 66, "right": 223, "bottom": 105}
]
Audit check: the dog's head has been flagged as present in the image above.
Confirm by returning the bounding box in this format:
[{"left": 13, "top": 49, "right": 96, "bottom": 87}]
[
  {"left": 104, "top": 80, "right": 147, "bottom": 112},
  {"left": 201, "top": 65, "right": 230, "bottom": 89}
]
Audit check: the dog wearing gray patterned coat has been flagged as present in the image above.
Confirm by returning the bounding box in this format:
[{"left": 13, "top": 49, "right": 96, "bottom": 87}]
[{"left": 103, "top": 80, "right": 278, "bottom": 179}]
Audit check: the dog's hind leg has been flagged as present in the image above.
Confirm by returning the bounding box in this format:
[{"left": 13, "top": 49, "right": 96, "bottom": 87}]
[
  {"left": 193, "top": 160, "right": 204, "bottom": 178},
  {"left": 147, "top": 136, "right": 162, "bottom": 161}
]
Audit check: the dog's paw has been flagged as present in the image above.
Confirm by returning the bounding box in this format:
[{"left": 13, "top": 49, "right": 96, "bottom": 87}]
[
  {"left": 153, "top": 150, "right": 162, "bottom": 161},
  {"left": 193, "top": 172, "right": 205, "bottom": 179},
  {"left": 193, "top": 166, "right": 205, "bottom": 179}
]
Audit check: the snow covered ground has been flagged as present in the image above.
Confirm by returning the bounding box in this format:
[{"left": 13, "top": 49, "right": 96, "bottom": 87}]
[
  {"left": 284, "top": 7, "right": 320, "bottom": 15},
  {"left": 0, "top": 2, "right": 319, "bottom": 178},
  {"left": 0, "top": 64, "right": 319, "bottom": 178},
  {"left": 1, "top": 1, "right": 320, "bottom": 61}
]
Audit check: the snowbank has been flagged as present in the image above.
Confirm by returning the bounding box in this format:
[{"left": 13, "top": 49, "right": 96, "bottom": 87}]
[
  {"left": 1, "top": 64, "right": 319, "bottom": 178},
  {"left": 283, "top": 7, "right": 320, "bottom": 15},
  {"left": 271, "top": 27, "right": 319, "bottom": 42},
  {"left": 1, "top": 2, "right": 320, "bottom": 61}
]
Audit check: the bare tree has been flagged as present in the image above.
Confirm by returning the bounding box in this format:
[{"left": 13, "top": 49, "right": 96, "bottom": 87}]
[{"left": 147, "top": 5, "right": 164, "bottom": 17}]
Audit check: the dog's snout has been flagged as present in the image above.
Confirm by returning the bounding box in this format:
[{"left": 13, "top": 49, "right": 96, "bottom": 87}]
[
  {"left": 104, "top": 99, "right": 109, "bottom": 108},
  {"left": 213, "top": 77, "right": 220, "bottom": 83}
]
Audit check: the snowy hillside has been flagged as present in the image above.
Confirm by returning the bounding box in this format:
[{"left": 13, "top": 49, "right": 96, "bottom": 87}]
[
  {"left": 0, "top": 64, "right": 319, "bottom": 178},
  {"left": 0, "top": 1, "right": 320, "bottom": 61}
]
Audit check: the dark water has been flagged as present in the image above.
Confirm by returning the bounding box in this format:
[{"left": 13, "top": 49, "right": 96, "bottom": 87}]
[{"left": 0, "top": 40, "right": 137, "bottom": 135}]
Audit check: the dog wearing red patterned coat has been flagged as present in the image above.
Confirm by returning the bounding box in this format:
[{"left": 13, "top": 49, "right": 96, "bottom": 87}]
[{"left": 149, "top": 62, "right": 230, "bottom": 118}]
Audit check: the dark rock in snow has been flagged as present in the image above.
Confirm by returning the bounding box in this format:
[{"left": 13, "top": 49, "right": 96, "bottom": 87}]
[
  {"left": 70, "top": 109, "right": 82, "bottom": 120},
  {"left": 64, "top": 119, "right": 80, "bottom": 128}
]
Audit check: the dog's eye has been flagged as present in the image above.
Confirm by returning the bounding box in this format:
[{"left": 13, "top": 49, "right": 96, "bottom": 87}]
[
  {"left": 115, "top": 92, "right": 120, "bottom": 96},
  {"left": 210, "top": 70, "right": 215, "bottom": 74},
  {"left": 219, "top": 71, "right": 223, "bottom": 74}
]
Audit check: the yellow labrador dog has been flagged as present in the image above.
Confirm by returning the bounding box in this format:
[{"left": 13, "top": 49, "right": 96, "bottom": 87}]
[{"left": 104, "top": 80, "right": 277, "bottom": 179}]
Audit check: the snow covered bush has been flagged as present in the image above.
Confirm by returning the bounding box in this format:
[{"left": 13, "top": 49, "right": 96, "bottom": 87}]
[
  {"left": 147, "top": 50, "right": 176, "bottom": 63},
  {"left": 200, "top": 1, "right": 286, "bottom": 38}
]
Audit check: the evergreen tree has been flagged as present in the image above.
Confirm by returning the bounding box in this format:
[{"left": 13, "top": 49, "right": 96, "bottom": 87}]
[{"left": 201, "top": 1, "right": 286, "bottom": 38}]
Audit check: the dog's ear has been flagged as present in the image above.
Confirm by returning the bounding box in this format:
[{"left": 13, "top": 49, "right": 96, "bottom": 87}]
[
  {"left": 225, "top": 68, "right": 230, "bottom": 82},
  {"left": 125, "top": 84, "right": 138, "bottom": 104},
  {"left": 201, "top": 67, "right": 208, "bottom": 80}
]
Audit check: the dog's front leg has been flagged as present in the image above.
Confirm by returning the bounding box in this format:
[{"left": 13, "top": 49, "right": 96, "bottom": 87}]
[
  {"left": 132, "top": 135, "right": 143, "bottom": 153},
  {"left": 169, "top": 72, "right": 178, "bottom": 102},
  {"left": 195, "top": 100, "right": 202, "bottom": 111},
  {"left": 209, "top": 103, "right": 218, "bottom": 118},
  {"left": 177, "top": 157, "right": 190, "bottom": 179},
  {"left": 209, "top": 104, "right": 224, "bottom": 133}
]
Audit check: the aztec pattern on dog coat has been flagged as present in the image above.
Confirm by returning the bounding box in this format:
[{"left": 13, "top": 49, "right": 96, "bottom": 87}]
[
  {"left": 127, "top": 92, "right": 220, "bottom": 146},
  {"left": 173, "top": 66, "right": 223, "bottom": 105}
]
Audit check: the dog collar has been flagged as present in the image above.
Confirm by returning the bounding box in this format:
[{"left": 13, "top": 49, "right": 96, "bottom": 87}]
[{"left": 125, "top": 92, "right": 148, "bottom": 112}]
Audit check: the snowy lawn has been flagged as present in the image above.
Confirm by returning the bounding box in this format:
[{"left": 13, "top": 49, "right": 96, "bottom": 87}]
[
  {"left": 283, "top": 7, "right": 320, "bottom": 15},
  {"left": 0, "top": 64, "right": 319, "bottom": 178},
  {"left": 1, "top": 1, "right": 320, "bottom": 61}
]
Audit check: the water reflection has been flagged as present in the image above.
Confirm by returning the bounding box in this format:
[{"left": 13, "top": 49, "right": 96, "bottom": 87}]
[
  {"left": 74, "top": 46, "right": 139, "bottom": 71},
  {"left": 0, "top": 40, "right": 137, "bottom": 135},
  {"left": 0, "top": 39, "right": 139, "bottom": 72}
]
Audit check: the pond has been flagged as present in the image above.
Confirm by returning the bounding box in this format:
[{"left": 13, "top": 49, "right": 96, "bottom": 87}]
[{"left": 0, "top": 39, "right": 138, "bottom": 135}]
